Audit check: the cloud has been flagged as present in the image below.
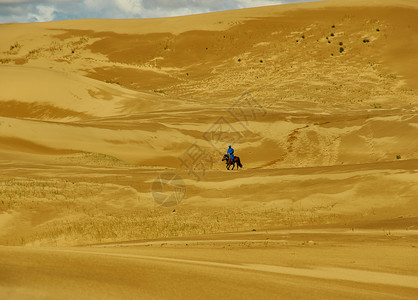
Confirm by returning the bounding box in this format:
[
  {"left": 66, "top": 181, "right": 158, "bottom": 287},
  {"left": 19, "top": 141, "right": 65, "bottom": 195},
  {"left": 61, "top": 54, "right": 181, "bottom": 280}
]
[
  {"left": 0, "top": 0, "right": 312, "bottom": 23},
  {"left": 27, "top": 4, "right": 57, "bottom": 22},
  {"left": 115, "top": 0, "right": 143, "bottom": 15},
  {"left": 236, "top": 0, "right": 285, "bottom": 8},
  {"left": 0, "top": 0, "right": 73, "bottom": 3}
]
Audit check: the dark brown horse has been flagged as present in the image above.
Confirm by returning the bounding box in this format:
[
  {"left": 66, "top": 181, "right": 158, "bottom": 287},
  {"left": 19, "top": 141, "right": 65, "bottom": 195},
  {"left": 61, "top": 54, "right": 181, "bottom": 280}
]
[{"left": 222, "top": 154, "right": 243, "bottom": 170}]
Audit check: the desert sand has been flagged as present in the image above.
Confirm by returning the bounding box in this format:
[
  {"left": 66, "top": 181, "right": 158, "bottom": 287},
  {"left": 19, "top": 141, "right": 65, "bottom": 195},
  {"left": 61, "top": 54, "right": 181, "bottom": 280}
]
[{"left": 0, "top": 0, "right": 417, "bottom": 298}]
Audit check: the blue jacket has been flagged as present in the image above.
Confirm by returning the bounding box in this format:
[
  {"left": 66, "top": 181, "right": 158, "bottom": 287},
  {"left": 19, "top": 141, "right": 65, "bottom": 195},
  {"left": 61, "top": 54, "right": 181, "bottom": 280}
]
[{"left": 227, "top": 147, "right": 234, "bottom": 160}]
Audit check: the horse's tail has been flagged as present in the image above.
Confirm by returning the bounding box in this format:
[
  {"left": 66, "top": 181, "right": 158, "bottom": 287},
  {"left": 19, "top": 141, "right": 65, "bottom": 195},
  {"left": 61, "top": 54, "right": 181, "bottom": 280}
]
[{"left": 237, "top": 158, "right": 243, "bottom": 168}]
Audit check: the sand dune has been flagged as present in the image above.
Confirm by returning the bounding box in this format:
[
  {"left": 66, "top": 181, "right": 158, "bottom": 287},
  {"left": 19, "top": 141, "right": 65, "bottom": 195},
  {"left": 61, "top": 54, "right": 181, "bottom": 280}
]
[{"left": 0, "top": 0, "right": 417, "bottom": 298}]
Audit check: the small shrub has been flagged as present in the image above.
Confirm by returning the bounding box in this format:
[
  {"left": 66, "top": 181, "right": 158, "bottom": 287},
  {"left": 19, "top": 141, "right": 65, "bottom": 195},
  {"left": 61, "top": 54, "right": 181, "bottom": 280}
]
[
  {"left": 296, "top": 40, "right": 299, "bottom": 43},
  {"left": 27, "top": 49, "right": 41, "bottom": 58},
  {"left": 363, "top": 39, "right": 370, "bottom": 43},
  {"left": 10, "top": 42, "right": 21, "bottom": 51},
  {"left": 302, "top": 35, "right": 305, "bottom": 39},
  {"left": 153, "top": 90, "right": 167, "bottom": 95},
  {"left": 237, "top": 58, "right": 241, "bottom": 62},
  {"left": 105, "top": 80, "right": 120, "bottom": 85},
  {"left": 396, "top": 155, "right": 401, "bottom": 160},
  {"left": 328, "top": 41, "right": 331, "bottom": 44},
  {"left": 331, "top": 53, "right": 334, "bottom": 56},
  {"left": 339, "top": 42, "right": 343, "bottom": 45},
  {"left": 376, "top": 28, "right": 380, "bottom": 32},
  {"left": 259, "top": 59, "right": 263, "bottom": 63},
  {"left": 331, "top": 25, "right": 335, "bottom": 28},
  {"left": 8, "top": 42, "right": 22, "bottom": 54},
  {"left": 339, "top": 47, "right": 344, "bottom": 53},
  {"left": 330, "top": 33, "right": 335, "bottom": 37}
]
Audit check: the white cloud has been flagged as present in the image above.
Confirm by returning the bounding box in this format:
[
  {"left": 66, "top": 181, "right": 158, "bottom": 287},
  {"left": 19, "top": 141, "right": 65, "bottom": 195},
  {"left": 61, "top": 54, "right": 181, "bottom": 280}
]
[
  {"left": 0, "top": 0, "right": 73, "bottom": 3},
  {"left": 0, "top": 0, "right": 313, "bottom": 23},
  {"left": 27, "top": 4, "right": 57, "bottom": 22},
  {"left": 236, "top": 0, "right": 285, "bottom": 8},
  {"left": 115, "top": 0, "right": 143, "bottom": 16}
]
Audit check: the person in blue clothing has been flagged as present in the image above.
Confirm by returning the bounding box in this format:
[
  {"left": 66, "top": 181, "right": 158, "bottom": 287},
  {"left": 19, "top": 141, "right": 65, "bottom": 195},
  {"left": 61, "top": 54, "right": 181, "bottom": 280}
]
[{"left": 227, "top": 145, "right": 234, "bottom": 162}]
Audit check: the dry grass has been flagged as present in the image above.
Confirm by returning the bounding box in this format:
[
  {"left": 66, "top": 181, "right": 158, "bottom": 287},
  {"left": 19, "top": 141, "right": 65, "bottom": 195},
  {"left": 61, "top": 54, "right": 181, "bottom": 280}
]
[
  {"left": 0, "top": 177, "right": 340, "bottom": 246},
  {"left": 29, "top": 207, "right": 339, "bottom": 247}
]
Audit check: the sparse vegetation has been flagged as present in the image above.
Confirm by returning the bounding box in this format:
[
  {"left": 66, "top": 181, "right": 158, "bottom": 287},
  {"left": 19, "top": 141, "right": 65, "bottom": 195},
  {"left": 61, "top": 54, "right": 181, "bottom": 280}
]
[
  {"left": 0, "top": 176, "right": 340, "bottom": 246},
  {"left": 105, "top": 80, "right": 120, "bottom": 85},
  {"left": 363, "top": 39, "right": 370, "bottom": 43},
  {"left": 154, "top": 89, "right": 167, "bottom": 95},
  {"left": 331, "top": 25, "right": 335, "bottom": 28},
  {"left": 259, "top": 59, "right": 263, "bottom": 63},
  {"left": 237, "top": 58, "right": 241, "bottom": 62},
  {"left": 26, "top": 48, "right": 41, "bottom": 58},
  {"left": 376, "top": 28, "right": 380, "bottom": 32},
  {"left": 396, "top": 155, "right": 401, "bottom": 160},
  {"left": 48, "top": 41, "right": 63, "bottom": 53},
  {"left": 8, "top": 42, "right": 22, "bottom": 54},
  {"left": 339, "top": 47, "right": 344, "bottom": 53},
  {"left": 339, "top": 42, "right": 343, "bottom": 46},
  {"left": 330, "top": 33, "right": 335, "bottom": 37}
]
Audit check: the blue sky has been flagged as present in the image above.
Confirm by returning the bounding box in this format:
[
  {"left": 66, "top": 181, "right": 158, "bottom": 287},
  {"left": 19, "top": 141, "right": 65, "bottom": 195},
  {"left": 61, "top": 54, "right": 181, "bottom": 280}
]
[{"left": 0, "top": 0, "right": 313, "bottom": 23}]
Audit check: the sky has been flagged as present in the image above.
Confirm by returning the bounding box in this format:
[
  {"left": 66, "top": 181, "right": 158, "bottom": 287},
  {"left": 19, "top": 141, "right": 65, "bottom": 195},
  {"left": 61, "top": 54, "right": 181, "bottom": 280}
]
[{"left": 0, "top": 0, "right": 313, "bottom": 23}]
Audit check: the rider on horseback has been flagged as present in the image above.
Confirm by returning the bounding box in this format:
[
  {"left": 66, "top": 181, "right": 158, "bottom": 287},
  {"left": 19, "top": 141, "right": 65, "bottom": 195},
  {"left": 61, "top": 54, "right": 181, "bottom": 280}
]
[
  {"left": 222, "top": 145, "right": 242, "bottom": 170},
  {"left": 227, "top": 145, "right": 234, "bottom": 162}
]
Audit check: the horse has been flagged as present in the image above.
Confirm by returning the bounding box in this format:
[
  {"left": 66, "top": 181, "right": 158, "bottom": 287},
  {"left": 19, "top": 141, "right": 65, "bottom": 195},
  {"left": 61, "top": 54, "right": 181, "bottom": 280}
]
[{"left": 222, "top": 154, "right": 243, "bottom": 170}]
